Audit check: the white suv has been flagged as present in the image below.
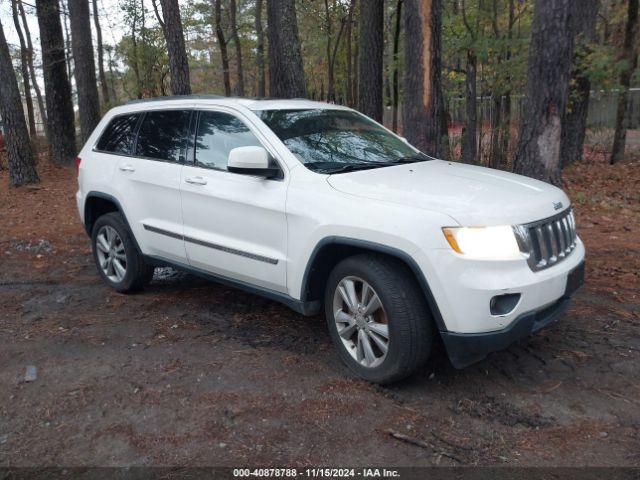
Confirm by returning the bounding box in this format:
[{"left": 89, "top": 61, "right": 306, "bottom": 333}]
[{"left": 76, "top": 96, "right": 585, "bottom": 383}]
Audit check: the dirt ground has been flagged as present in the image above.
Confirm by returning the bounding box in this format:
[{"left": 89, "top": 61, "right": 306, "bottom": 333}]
[{"left": 0, "top": 150, "right": 639, "bottom": 468}]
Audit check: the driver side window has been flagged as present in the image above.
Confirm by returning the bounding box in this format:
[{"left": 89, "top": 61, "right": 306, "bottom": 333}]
[{"left": 195, "top": 111, "right": 262, "bottom": 170}]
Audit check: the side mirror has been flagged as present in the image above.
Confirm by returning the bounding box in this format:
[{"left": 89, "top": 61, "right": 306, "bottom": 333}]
[{"left": 227, "top": 146, "right": 280, "bottom": 178}]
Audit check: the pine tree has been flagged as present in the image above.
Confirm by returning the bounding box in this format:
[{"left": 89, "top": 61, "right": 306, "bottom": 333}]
[
  {"left": 36, "top": 0, "right": 76, "bottom": 165},
  {"left": 513, "top": 0, "right": 574, "bottom": 184},
  {"left": 0, "top": 19, "right": 38, "bottom": 185}
]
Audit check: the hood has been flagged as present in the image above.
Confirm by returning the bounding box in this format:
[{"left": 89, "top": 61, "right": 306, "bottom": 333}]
[{"left": 326, "top": 160, "right": 570, "bottom": 226}]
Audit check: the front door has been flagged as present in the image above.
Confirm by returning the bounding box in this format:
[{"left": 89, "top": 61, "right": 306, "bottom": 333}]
[{"left": 180, "top": 109, "right": 288, "bottom": 293}]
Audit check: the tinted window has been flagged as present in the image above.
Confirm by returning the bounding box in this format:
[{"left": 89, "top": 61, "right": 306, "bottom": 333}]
[
  {"left": 96, "top": 114, "right": 140, "bottom": 154},
  {"left": 195, "top": 111, "right": 262, "bottom": 170},
  {"left": 135, "top": 110, "right": 191, "bottom": 162}
]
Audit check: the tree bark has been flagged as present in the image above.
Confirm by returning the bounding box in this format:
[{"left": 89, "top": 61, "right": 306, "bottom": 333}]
[
  {"left": 36, "top": 0, "right": 76, "bottom": 165},
  {"left": 130, "top": 1, "right": 143, "bottom": 99},
  {"left": 68, "top": 0, "right": 101, "bottom": 144},
  {"left": 10, "top": 0, "right": 36, "bottom": 136},
  {"left": 488, "top": 0, "right": 503, "bottom": 169},
  {"left": 560, "top": 0, "right": 598, "bottom": 167},
  {"left": 403, "top": 0, "right": 448, "bottom": 156},
  {"left": 92, "top": 0, "right": 110, "bottom": 105},
  {"left": 326, "top": 3, "right": 346, "bottom": 103},
  {"left": 159, "top": 0, "right": 192, "bottom": 95},
  {"left": 229, "top": 0, "right": 244, "bottom": 96},
  {"left": 462, "top": 49, "right": 477, "bottom": 164},
  {"left": 610, "top": 0, "right": 638, "bottom": 165},
  {"left": 392, "top": 0, "right": 402, "bottom": 132},
  {"left": 254, "top": 0, "right": 265, "bottom": 97},
  {"left": 324, "top": 0, "right": 333, "bottom": 101},
  {"left": 61, "top": 1, "right": 73, "bottom": 84},
  {"left": 513, "top": 0, "right": 574, "bottom": 184},
  {"left": 266, "top": 0, "right": 306, "bottom": 98},
  {"left": 18, "top": 0, "right": 46, "bottom": 130},
  {"left": 357, "top": 0, "right": 384, "bottom": 121},
  {"left": 499, "top": 0, "right": 515, "bottom": 168},
  {"left": 345, "top": 0, "right": 356, "bottom": 107},
  {"left": 0, "top": 19, "right": 38, "bottom": 185},
  {"left": 214, "top": 0, "right": 231, "bottom": 96}
]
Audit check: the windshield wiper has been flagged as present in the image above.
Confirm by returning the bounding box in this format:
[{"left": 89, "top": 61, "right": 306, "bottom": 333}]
[
  {"left": 385, "top": 154, "right": 431, "bottom": 164},
  {"left": 306, "top": 161, "right": 385, "bottom": 174}
]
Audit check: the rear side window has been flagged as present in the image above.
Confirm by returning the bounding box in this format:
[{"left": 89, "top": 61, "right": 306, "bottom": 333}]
[
  {"left": 96, "top": 114, "right": 140, "bottom": 154},
  {"left": 135, "top": 110, "right": 191, "bottom": 162},
  {"left": 195, "top": 111, "right": 262, "bottom": 170}
]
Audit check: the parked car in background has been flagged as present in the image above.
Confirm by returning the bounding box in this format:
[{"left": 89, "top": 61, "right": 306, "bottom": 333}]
[{"left": 75, "top": 96, "right": 585, "bottom": 384}]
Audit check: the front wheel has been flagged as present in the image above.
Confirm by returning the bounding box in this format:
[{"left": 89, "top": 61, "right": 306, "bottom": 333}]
[{"left": 324, "top": 254, "right": 433, "bottom": 384}]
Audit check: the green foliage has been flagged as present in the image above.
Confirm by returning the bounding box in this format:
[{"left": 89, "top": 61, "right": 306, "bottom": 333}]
[
  {"left": 104, "top": 0, "right": 637, "bottom": 111},
  {"left": 117, "top": 0, "right": 169, "bottom": 98},
  {"left": 442, "top": 0, "right": 532, "bottom": 100}
]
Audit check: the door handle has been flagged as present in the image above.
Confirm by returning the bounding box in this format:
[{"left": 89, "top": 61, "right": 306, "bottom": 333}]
[
  {"left": 185, "top": 176, "right": 207, "bottom": 185},
  {"left": 119, "top": 164, "right": 135, "bottom": 172}
]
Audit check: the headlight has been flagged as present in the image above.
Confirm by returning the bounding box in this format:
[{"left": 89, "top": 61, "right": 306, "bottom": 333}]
[{"left": 442, "top": 226, "right": 523, "bottom": 260}]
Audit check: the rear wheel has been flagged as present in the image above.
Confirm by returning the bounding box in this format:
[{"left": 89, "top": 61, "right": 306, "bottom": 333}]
[
  {"left": 325, "top": 254, "right": 433, "bottom": 384},
  {"left": 91, "top": 212, "right": 154, "bottom": 293}
]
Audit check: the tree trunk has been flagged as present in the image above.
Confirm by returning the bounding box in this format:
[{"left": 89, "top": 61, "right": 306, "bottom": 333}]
[
  {"left": 61, "top": 1, "right": 73, "bottom": 84},
  {"left": 254, "top": 0, "right": 265, "bottom": 97},
  {"left": 36, "top": 0, "right": 76, "bottom": 165},
  {"left": 68, "top": 0, "right": 101, "bottom": 144},
  {"left": 499, "top": 0, "right": 515, "bottom": 168},
  {"left": 10, "top": 0, "right": 36, "bottom": 136},
  {"left": 0, "top": 19, "right": 38, "bottom": 185},
  {"left": 403, "top": 0, "right": 448, "bottom": 156},
  {"left": 266, "top": 0, "right": 306, "bottom": 98},
  {"left": 324, "top": 0, "right": 333, "bottom": 102},
  {"left": 358, "top": 0, "right": 384, "bottom": 121},
  {"left": 345, "top": 0, "right": 356, "bottom": 107},
  {"left": 92, "top": 0, "right": 110, "bottom": 105},
  {"left": 560, "top": 0, "right": 598, "bottom": 167},
  {"left": 392, "top": 0, "right": 402, "bottom": 132},
  {"left": 130, "top": 2, "right": 142, "bottom": 99},
  {"left": 159, "top": 0, "right": 192, "bottom": 95},
  {"left": 610, "top": 0, "right": 638, "bottom": 165},
  {"left": 352, "top": 5, "right": 359, "bottom": 108},
  {"left": 488, "top": 95, "right": 502, "bottom": 168},
  {"left": 513, "top": 0, "right": 574, "bottom": 184},
  {"left": 106, "top": 46, "right": 117, "bottom": 102},
  {"left": 229, "top": 0, "right": 244, "bottom": 96},
  {"left": 326, "top": 8, "right": 346, "bottom": 103},
  {"left": 488, "top": 0, "right": 503, "bottom": 169},
  {"left": 214, "top": 0, "right": 231, "bottom": 96},
  {"left": 18, "top": 0, "right": 46, "bottom": 130},
  {"left": 462, "top": 49, "right": 477, "bottom": 164}
]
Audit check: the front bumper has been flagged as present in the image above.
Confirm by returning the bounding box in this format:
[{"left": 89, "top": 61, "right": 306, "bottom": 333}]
[{"left": 441, "top": 261, "right": 585, "bottom": 368}]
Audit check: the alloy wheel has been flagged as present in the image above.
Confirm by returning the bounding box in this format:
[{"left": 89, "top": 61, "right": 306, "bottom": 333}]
[
  {"left": 332, "top": 276, "right": 389, "bottom": 368},
  {"left": 96, "top": 225, "right": 127, "bottom": 283}
]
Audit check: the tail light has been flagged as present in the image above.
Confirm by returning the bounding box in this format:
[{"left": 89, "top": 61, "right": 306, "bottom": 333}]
[{"left": 75, "top": 156, "right": 81, "bottom": 174}]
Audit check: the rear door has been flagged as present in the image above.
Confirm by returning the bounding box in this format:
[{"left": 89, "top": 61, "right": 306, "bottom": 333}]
[
  {"left": 112, "top": 108, "right": 191, "bottom": 264},
  {"left": 180, "top": 108, "right": 288, "bottom": 292}
]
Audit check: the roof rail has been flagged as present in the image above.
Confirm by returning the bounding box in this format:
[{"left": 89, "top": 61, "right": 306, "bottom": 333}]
[{"left": 126, "top": 94, "right": 227, "bottom": 104}]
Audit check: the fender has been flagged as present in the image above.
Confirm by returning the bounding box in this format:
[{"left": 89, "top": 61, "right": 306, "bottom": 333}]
[
  {"left": 300, "top": 236, "right": 448, "bottom": 332},
  {"left": 84, "top": 191, "right": 144, "bottom": 256}
]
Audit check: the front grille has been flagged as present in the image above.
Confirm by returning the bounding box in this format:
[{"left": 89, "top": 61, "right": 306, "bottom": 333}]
[{"left": 514, "top": 209, "right": 578, "bottom": 271}]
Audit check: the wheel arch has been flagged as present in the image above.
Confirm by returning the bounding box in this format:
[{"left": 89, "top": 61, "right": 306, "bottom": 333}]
[
  {"left": 300, "top": 237, "right": 447, "bottom": 331},
  {"left": 84, "top": 192, "right": 143, "bottom": 255}
]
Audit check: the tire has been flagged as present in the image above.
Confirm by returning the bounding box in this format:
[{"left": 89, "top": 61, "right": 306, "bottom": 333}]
[
  {"left": 91, "top": 212, "right": 154, "bottom": 293},
  {"left": 324, "top": 253, "right": 433, "bottom": 384}
]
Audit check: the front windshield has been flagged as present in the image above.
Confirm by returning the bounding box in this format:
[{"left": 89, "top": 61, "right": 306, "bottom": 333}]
[{"left": 257, "top": 109, "right": 429, "bottom": 173}]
